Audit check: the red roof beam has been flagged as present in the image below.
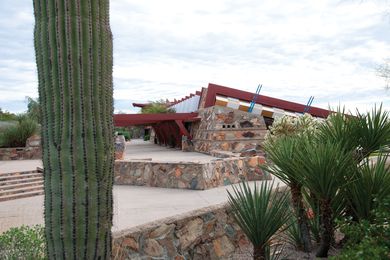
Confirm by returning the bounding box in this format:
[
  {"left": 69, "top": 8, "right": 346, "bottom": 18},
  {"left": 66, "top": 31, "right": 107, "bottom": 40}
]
[{"left": 205, "top": 83, "right": 330, "bottom": 118}]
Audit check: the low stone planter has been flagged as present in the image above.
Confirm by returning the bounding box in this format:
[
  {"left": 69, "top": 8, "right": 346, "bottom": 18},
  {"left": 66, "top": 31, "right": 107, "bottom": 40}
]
[
  {"left": 114, "top": 156, "right": 270, "bottom": 190},
  {"left": 0, "top": 147, "right": 42, "bottom": 160}
]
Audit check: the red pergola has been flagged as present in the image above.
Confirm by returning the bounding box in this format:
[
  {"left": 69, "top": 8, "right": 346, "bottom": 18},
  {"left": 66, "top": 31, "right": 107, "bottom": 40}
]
[{"left": 113, "top": 113, "right": 199, "bottom": 148}]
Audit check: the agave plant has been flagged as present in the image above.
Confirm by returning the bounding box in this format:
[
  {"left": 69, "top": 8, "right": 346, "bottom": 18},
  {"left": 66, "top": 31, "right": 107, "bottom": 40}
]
[
  {"left": 227, "top": 181, "right": 291, "bottom": 260},
  {"left": 294, "top": 140, "right": 356, "bottom": 257},
  {"left": 262, "top": 136, "right": 312, "bottom": 252}
]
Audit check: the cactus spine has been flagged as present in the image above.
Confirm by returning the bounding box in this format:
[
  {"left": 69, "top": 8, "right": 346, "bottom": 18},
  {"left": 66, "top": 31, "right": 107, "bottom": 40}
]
[{"left": 33, "top": 0, "right": 114, "bottom": 258}]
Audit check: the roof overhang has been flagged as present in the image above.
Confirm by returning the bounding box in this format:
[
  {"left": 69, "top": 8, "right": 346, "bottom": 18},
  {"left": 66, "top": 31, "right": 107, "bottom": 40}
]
[{"left": 114, "top": 112, "right": 199, "bottom": 127}]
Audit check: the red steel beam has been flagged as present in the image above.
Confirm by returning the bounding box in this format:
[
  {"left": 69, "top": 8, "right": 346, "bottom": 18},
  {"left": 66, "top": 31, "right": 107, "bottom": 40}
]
[
  {"left": 204, "top": 83, "right": 330, "bottom": 118},
  {"left": 114, "top": 112, "right": 198, "bottom": 127},
  {"left": 175, "top": 120, "right": 191, "bottom": 138}
]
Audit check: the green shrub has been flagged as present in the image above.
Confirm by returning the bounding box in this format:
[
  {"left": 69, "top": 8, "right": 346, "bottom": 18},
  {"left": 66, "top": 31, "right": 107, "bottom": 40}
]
[
  {"left": 0, "top": 225, "right": 46, "bottom": 260},
  {"left": 0, "top": 108, "right": 18, "bottom": 121},
  {"left": 115, "top": 127, "right": 131, "bottom": 141},
  {"left": 144, "top": 134, "right": 150, "bottom": 141},
  {"left": 0, "top": 116, "right": 38, "bottom": 148},
  {"left": 332, "top": 198, "right": 390, "bottom": 260}
]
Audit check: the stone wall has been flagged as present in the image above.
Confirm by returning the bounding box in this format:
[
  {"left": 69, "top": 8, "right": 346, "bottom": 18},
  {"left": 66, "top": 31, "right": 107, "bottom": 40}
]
[
  {"left": 193, "top": 106, "right": 267, "bottom": 154},
  {"left": 113, "top": 184, "right": 289, "bottom": 259},
  {"left": 112, "top": 203, "right": 252, "bottom": 259},
  {"left": 114, "top": 156, "right": 269, "bottom": 190},
  {"left": 0, "top": 147, "right": 42, "bottom": 160}
]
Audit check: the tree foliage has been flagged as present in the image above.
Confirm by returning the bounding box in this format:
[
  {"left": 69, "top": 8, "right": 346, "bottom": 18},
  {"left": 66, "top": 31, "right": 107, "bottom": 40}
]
[{"left": 141, "top": 100, "right": 175, "bottom": 114}]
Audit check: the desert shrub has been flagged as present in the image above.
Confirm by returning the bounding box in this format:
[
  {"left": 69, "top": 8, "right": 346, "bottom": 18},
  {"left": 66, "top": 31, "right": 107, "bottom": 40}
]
[
  {"left": 332, "top": 198, "right": 390, "bottom": 260},
  {"left": 0, "top": 225, "right": 46, "bottom": 260},
  {"left": 265, "top": 113, "right": 319, "bottom": 142},
  {"left": 0, "top": 116, "right": 38, "bottom": 148}
]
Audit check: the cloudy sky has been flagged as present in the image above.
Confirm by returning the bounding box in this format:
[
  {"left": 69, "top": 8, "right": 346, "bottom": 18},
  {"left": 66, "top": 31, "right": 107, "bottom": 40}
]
[{"left": 0, "top": 0, "right": 389, "bottom": 114}]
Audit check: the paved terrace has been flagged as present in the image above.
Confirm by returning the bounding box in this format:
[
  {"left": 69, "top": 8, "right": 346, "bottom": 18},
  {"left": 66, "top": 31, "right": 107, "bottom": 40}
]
[
  {"left": 124, "top": 139, "right": 215, "bottom": 162},
  {"left": 0, "top": 140, "right": 281, "bottom": 233}
]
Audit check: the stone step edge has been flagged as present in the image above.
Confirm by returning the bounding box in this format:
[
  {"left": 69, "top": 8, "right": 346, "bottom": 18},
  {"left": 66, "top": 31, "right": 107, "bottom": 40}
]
[
  {"left": 0, "top": 173, "right": 43, "bottom": 181},
  {"left": 0, "top": 185, "right": 44, "bottom": 196},
  {"left": 0, "top": 176, "right": 43, "bottom": 186},
  {"left": 0, "top": 190, "right": 44, "bottom": 202},
  {"left": 0, "top": 180, "right": 44, "bottom": 191},
  {"left": 0, "top": 169, "right": 41, "bottom": 177}
]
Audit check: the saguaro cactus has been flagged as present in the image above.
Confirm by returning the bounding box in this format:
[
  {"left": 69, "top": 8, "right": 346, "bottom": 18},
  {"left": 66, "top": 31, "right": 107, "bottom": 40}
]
[{"left": 33, "top": 1, "right": 114, "bottom": 259}]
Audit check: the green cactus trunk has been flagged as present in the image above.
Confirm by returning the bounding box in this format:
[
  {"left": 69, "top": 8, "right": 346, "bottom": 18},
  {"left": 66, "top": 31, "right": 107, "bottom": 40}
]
[{"left": 33, "top": 0, "right": 114, "bottom": 259}]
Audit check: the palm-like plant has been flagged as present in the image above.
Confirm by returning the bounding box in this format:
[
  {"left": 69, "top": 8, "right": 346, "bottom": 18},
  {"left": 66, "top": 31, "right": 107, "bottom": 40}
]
[
  {"left": 262, "top": 136, "right": 312, "bottom": 252},
  {"left": 227, "top": 181, "right": 291, "bottom": 260},
  {"left": 294, "top": 140, "right": 356, "bottom": 257}
]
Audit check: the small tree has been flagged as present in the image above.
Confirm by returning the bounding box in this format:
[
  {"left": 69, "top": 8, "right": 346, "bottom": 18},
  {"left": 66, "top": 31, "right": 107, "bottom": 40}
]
[
  {"left": 263, "top": 114, "right": 319, "bottom": 252},
  {"left": 293, "top": 140, "right": 356, "bottom": 257}
]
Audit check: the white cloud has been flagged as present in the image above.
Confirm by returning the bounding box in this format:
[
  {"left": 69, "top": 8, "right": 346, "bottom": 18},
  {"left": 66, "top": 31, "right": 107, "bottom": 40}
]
[{"left": 0, "top": 0, "right": 389, "bottom": 113}]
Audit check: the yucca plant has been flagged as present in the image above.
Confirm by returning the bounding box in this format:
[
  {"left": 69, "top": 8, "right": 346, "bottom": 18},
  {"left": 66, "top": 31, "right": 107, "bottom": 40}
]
[
  {"left": 355, "top": 105, "right": 390, "bottom": 160},
  {"left": 227, "top": 181, "right": 291, "bottom": 260},
  {"left": 318, "top": 105, "right": 390, "bottom": 163},
  {"left": 294, "top": 140, "right": 356, "bottom": 257},
  {"left": 347, "top": 155, "right": 390, "bottom": 221},
  {"left": 262, "top": 136, "right": 312, "bottom": 252}
]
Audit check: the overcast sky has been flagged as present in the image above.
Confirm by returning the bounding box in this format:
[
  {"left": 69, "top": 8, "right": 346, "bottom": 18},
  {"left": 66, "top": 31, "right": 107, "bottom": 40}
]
[{"left": 0, "top": 0, "right": 389, "bottom": 114}]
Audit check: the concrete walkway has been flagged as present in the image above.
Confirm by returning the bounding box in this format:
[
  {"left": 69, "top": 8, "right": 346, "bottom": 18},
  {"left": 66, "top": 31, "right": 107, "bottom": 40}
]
[
  {"left": 0, "top": 160, "right": 42, "bottom": 173},
  {"left": 0, "top": 181, "right": 283, "bottom": 233},
  {"left": 0, "top": 140, "right": 283, "bottom": 233}
]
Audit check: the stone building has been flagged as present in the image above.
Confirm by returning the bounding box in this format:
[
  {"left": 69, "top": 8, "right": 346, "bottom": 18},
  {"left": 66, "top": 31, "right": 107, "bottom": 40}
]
[{"left": 114, "top": 83, "right": 329, "bottom": 156}]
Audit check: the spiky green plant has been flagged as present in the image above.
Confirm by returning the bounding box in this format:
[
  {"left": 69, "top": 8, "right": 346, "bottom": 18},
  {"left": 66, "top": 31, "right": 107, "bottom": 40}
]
[
  {"left": 318, "top": 106, "right": 390, "bottom": 162},
  {"left": 33, "top": 1, "right": 114, "bottom": 259},
  {"left": 262, "top": 136, "right": 312, "bottom": 252},
  {"left": 227, "top": 181, "right": 291, "bottom": 260},
  {"left": 294, "top": 140, "right": 356, "bottom": 257},
  {"left": 347, "top": 155, "right": 390, "bottom": 221}
]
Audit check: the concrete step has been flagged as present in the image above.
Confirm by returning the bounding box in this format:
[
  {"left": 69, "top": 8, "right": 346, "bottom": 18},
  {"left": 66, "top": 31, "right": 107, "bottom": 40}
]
[
  {"left": 0, "top": 180, "right": 44, "bottom": 191},
  {"left": 0, "top": 185, "right": 44, "bottom": 197},
  {"left": 0, "top": 190, "right": 44, "bottom": 202},
  {"left": 0, "top": 176, "right": 43, "bottom": 186},
  {"left": 0, "top": 172, "right": 42, "bottom": 182}
]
